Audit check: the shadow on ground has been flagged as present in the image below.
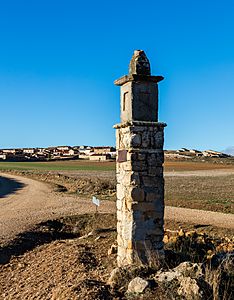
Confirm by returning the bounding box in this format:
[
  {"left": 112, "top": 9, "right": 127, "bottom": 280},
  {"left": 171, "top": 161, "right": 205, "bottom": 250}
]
[
  {"left": 0, "top": 219, "right": 80, "bottom": 264},
  {"left": 0, "top": 176, "right": 25, "bottom": 198}
]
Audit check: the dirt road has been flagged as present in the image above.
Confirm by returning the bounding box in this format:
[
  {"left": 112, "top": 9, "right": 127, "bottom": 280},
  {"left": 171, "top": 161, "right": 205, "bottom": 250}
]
[
  {"left": 0, "top": 172, "right": 233, "bottom": 244},
  {"left": 0, "top": 173, "right": 115, "bottom": 244}
]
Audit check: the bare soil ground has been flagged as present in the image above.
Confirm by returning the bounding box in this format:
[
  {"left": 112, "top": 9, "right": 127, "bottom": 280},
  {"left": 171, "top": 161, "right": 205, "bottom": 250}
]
[
  {"left": 0, "top": 214, "right": 233, "bottom": 300},
  {"left": 0, "top": 160, "right": 233, "bottom": 299}
]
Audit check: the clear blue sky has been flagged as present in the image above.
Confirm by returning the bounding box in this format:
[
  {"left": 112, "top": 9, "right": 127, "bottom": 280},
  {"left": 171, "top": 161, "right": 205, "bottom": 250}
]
[{"left": 0, "top": 0, "right": 233, "bottom": 150}]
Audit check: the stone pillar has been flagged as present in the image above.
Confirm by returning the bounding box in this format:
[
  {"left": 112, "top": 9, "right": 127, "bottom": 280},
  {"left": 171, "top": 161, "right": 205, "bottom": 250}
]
[{"left": 114, "top": 50, "right": 166, "bottom": 267}]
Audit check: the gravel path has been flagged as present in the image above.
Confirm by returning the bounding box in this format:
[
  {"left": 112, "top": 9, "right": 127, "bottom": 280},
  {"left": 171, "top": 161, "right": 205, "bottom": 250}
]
[
  {"left": 0, "top": 172, "right": 233, "bottom": 244},
  {"left": 0, "top": 173, "right": 115, "bottom": 245},
  {"left": 165, "top": 169, "right": 234, "bottom": 177},
  {"left": 165, "top": 206, "right": 234, "bottom": 229}
]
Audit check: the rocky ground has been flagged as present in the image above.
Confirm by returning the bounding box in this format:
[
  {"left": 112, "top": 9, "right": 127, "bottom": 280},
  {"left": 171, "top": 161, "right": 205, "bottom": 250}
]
[{"left": 0, "top": 213, "right": 233, "bottom": 300}]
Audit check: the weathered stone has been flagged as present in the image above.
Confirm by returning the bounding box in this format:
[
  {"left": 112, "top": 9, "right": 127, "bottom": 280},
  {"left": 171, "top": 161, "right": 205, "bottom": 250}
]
[
  {"left": 108, "top": 244, "right": 118, "bottom": 256},
  {"left": 114, "top": 50, "right": 166, "bottom": 267},
  {"left": 148, "top": 166, "right": 163, "bottom": 176},
  {"left": 154, "top": 269, "right": 181, "bottom": 283},
  {"left": 138, "top": 153, "right": 146, "bottom": 161},
  {"left": 130, "top": 133, "right": 141, "bottom": 147},
  {"left": 108, "top": 267, "right": 125, "bottom": 289},
  {"left": 132, "top": 160, "right": 147, "bottom": 171},
  {"left": 130, "top": 173, "right": 140, "bottom": 185},
  {"left": 122, "top": 133, "right": 131, "bottom": 148},
  {"left": 115, "top": 50, "right": 162, "bottom": 123},
  {"left": 155, "top": 262, "right": 204, "bottom": 285},
  {"left": 142, "top": 176, "right": 162, "bottom": 187},
  {"left": 129, "top": 50, "right": 151, "bottom": 76},
  {"left": 142, "top": 131, "right": 150, "bottom": 148},
  {"left": 130, "top": 187, "right": 145, "bottom": 202},
  {"left": 127, "top": 277, "right": 149, "bottom": 294},
  {"left": 154, "top": 131, "right": 164, "bottom": 148},
  {"left": 123, "top": 161, "right": 132, "bottom": 171},
  {"left": 177, "top": 277, "right": 203, "bottom": 300},
  {"left": 174, "top": 262, "right": 203, "bottom": 279},
  {"left": 116, "top": 199, "right": 122, "bottom": 211},
  {"left": 127, "top": 152, "right": 137, "bottom": 161},
  {"left": 146, "top": 192, "right": 158, "bottom": 202},
  {"left": 116, "top": 184, "right": 125, "bottom": 200}
]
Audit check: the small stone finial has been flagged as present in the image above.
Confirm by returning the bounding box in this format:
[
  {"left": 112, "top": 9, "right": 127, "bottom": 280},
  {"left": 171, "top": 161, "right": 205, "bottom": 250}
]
[{"left": 129, "top": 50, "right": 151, "bottom": 76}]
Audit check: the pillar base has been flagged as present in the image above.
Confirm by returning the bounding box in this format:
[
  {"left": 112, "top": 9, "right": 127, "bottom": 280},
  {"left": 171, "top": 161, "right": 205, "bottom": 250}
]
[{"left": 115, "top": 122, "right": 166, "bottom": 267}]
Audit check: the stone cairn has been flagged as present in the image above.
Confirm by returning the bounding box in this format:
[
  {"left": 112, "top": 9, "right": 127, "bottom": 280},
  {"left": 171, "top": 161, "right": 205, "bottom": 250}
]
[{"left": 114, "top": 50, "right": 166, "bottom": 267}]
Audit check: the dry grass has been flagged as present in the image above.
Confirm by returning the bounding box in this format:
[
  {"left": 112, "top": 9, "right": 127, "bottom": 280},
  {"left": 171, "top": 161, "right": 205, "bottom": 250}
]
[
  {"left": 165, "top": 174, "right": 234, "bottom": 213},
  {"left": 164, "top": 160, "right": 234, "bottom": 172}
]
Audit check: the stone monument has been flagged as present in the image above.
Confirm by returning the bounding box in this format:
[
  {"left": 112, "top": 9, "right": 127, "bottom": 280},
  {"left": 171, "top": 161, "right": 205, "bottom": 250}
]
[{"left": 114, "top": 50, "right": 166, "bottom": 267}]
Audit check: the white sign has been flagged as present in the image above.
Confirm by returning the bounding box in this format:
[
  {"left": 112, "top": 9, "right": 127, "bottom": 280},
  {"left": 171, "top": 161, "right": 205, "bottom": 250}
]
[{"left": 92, "top": 196, "right": 100, "bottom": 207}]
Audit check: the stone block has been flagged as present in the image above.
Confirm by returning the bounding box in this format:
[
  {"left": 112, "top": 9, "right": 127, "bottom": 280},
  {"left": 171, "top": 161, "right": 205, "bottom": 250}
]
[
  {"left": 127, "top": 152, "right": 137, "bottom": 161},
  {"left": 142, "top": 176, "right": 161, "bottom": 187},
  {"left": 133, "top": 228, "right": 148, "bottom": 241},
  {"left": 117, "top": 233, "right": 124, "bottom": 246},
  {"left": 152, "top": 200, "right": 164, "bottom": 213},
  {"left": 117, "top": 246, "right": 126, "bottom": 260},
  {"left": 130, "top": 133, "right": 142, "bottom": 148},
  {"left": 132, "top": 202, "right": 156, "bottom": 212},
  {"left": 148, "top": 166, "right": 163, "bottom": 176},
  {"left": 117, "top": 184, "right": 125, "bottom": 200},
  {"left": 132, "top": 160, "right": 147, "bottom": 171},
  {"left": 130, "top": 187, "right": 145, "bottom": 202},
  {"left": 131, "top": 125, "right": 146, "bottom": 133},
  {"left": 122, "top": 133, "right": 131, "bottom": 148},
  {"left": 116, "top": 199, "right": 123, "bottom": 211},
  {"left": 122, "top": 161, "right": 132, "bottom": 171},
  {"left": 142, "top": 131, "right": 150, "bottom": 148},
  {"left": 156, "top": 151, "right": 164, "bottom": 163},
  {"left": 138, "top": 153, "right": 146, "bottom": 161},
  {"left": 117, "top": 210, "right": 122, "bottom": 221},
  {"left": 142, "top": 210, "right": 163, "bottom": 221},
  {"left": 119, "top": 172, "right": 132, "bottom": 186},
  {"left": 146, "top": 192, "right": 160, "bottom": 202},
  {"left": 130, "top": 172, "right": 140, "bottom": 185},
  {"left": 154, "top": 131, "right": 164, "bottom": 148},
  {"left": 127, "top": 240, "right": 133, "bottom": 250},
  {"left": 132, "top": 210, "right": 145, "bottom": 221},
  {"left": 127, "top": 277, "right": 149, "bottom": 294}
]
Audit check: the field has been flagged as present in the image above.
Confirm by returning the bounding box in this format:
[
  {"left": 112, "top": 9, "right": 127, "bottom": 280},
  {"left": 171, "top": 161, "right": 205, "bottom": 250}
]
[
  {"left": 0, "top": 160, "right": 115, "bottom": 171},
  {"left": 165, "top": 174, "right": 234, "bottom": 213},
  {"left": 0, "top": 159, "right": 234, "bottom": 172},
  {"left": 0, "top": 159, "right": 234, "bottom": 213}
]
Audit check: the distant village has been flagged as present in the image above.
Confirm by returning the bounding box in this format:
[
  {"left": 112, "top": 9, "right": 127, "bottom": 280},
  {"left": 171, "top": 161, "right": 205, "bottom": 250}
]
[
  {"left": 0, "top": 146, "right": 116, "bottom": 162},
  {"left": 165, "top": 148, "right": 231, "bottom": 159},
  {"left": 0, "top": 145, "right": 232, "bottom": 162}
]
